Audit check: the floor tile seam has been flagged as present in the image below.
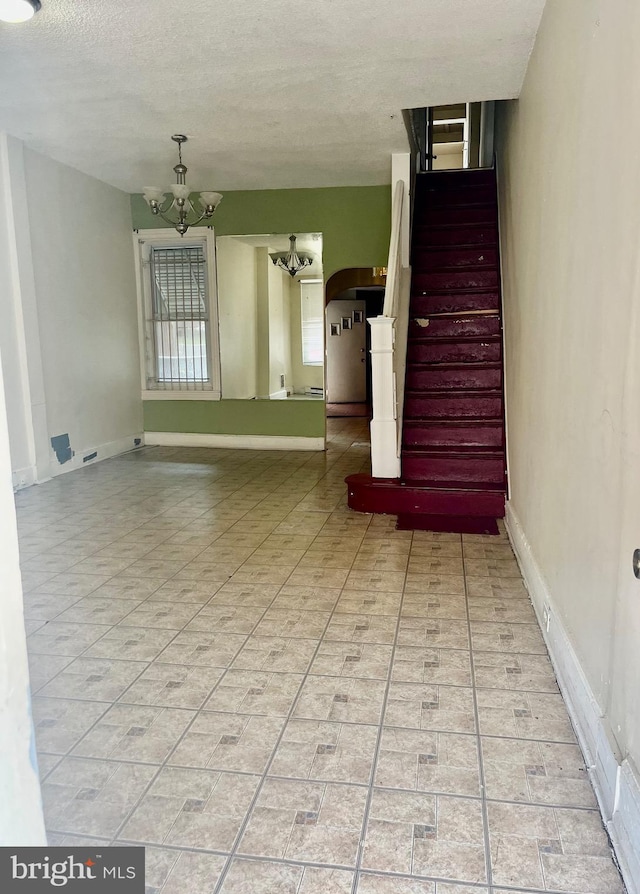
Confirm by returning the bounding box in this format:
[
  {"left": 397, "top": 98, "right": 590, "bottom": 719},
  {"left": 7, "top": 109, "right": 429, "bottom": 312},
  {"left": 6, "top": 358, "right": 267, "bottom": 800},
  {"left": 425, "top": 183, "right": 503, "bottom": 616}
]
[
  {"left": 400, "top": 617, "right": 539, "bottom": 626},
  {"left": 36, "top": 702, "right": 209, "bottom": 758},
  {"left": 23, "top": 593, "right": 87, "bottom": 626},
  {"left": 27, "top": 609, "right": 168, "bottom": 704},
  {"left": 356, "top": 866, "right": 493, "bottom": 890},
  {"left": 129, "top": 842, "right": 355, "bottom": 873},
  {"left": 284, "top": 716, "right": 480, "bottom": 735},
  {"left": 467, "top": 619, "right": 544, "bottom": 627},
  {"left": 94, "top": 755, "right": 602, "bottom": 811},
  {"left": 158, "top": 672, "right": 574, "bottom": 708},
  {"left": 115, "top": 839, "right": 232, "bottom": 859},
  {"left": 103, "top": 571, "right": 292, "bottom": 846},
  {"left": 45, "top": 828, "right": 116, "bottom": 845},
  {"left": 347, "top": 867, "right": 601, "bottom": 894},
  {"left": 471, "top": 649, "right": 557, "bottom": 659},
  {"left": 461, "top": 537, "right": 495, "bottom": 894},
  {"left": 107, "top": 760, "right": 166, "bottom": 848},
  {"left": 109, "top": 512, "right": 301, "bottom": 633},
  {"left": 349, "top": 536, "right": 415, "bottom": 894},
  {"left": 209, "top": 558, "right": 371, "bottom": 894},
  {"left": 38, "top": 755, "right": 64, "bottom": 785},
  {"left": 44, "top": 620, "right": 238, "bottom": 683},
  {"left": 178, "top": 841, "right": 517, "bottom": 891},
  {"left": 482, "top": 796, "right": 603, "bottom": 812}
]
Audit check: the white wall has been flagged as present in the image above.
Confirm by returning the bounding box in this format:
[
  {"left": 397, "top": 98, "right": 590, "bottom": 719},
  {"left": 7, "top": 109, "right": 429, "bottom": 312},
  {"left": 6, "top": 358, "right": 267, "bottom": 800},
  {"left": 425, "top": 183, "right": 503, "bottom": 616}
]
[
  {"left": 267, "top": 261, "right": 292, "bottom": 397},
  {"left": 255, "top": 247, "right": 271, "bottom": 399},
  {"left": 0, "top": 297, "right": 46, "bottom": 844},
  {"left": 23, "top": 146, "right": 142, "bottom": 472},
  {"left": 496, "top": 0, "right": 640, "bottom": 885},
  {"left": 216, "top": 237, "right": 258, "bottom": 399}
]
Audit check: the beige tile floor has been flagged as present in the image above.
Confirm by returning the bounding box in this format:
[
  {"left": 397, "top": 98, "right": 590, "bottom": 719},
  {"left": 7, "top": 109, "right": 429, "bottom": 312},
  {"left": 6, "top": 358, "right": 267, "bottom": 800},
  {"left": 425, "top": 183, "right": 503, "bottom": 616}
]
[{"left": 17, "top": 418, "right": 625, "bottom": 894}]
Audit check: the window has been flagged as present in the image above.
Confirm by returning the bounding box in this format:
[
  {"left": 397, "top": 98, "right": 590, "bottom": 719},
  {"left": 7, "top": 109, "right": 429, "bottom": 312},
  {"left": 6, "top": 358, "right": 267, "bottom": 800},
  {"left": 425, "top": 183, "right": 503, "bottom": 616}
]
[
  {"left": 300, "top": 281, "right": 324, "bottom": 366},
  {"left": 134, "top": 230, "right": 221, "bottom": 398}
]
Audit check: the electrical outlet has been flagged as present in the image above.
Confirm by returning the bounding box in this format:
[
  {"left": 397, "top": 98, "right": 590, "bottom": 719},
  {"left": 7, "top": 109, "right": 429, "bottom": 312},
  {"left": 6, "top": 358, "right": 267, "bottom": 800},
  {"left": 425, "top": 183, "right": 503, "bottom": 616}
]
[
  {"left": 280, "top": 374, "right": 285, "bottom": 388},
  {"left": 543, "top": 603, "right": 551, "bottom": 632}
]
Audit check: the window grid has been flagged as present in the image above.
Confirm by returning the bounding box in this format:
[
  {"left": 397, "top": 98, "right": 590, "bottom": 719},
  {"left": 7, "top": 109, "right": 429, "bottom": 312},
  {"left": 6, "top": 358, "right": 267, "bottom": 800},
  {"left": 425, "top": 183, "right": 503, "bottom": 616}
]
[{"left": 148, "top": 244, "right": 212, "bottom": 390}]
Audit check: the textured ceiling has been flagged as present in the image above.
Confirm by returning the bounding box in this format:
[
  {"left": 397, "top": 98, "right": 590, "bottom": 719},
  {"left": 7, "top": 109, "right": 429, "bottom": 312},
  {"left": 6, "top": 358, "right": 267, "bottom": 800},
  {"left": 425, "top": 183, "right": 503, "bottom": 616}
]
[{"left": 0, "top": 0, "right": 546, "bottom": 193}]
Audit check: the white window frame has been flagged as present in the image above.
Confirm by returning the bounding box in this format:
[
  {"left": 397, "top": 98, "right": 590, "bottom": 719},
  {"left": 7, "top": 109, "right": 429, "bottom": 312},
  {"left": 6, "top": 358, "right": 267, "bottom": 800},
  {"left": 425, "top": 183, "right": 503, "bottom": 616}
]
[
  {"left": 133, "top": 228, "right": 222, "bottom": 400},
  {"left": 300, "top": 279, "right": 324, "bottom": 367}
]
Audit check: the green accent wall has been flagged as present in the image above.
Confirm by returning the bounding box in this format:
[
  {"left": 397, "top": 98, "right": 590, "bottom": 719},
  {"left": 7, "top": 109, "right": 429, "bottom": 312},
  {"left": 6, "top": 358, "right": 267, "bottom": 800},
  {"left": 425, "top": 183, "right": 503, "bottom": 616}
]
[
  {"left": 144, "top": 399, "right": 326, "bottom": 438},
  {"left": 131, "top": 185, "right": 391, "bottom": 279},
  {"left": 134, "top": 184, "right": 389, "bottom": 441}
]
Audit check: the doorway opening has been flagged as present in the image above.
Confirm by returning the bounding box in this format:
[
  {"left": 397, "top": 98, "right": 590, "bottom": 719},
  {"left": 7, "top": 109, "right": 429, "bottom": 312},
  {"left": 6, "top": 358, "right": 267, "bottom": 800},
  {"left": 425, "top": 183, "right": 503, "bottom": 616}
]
[
  {"left": 326, "top": 287, "right": 384, "bottom": 416},
  {"left": 324, "top": 268, "right": 387, "bottom": 418}
]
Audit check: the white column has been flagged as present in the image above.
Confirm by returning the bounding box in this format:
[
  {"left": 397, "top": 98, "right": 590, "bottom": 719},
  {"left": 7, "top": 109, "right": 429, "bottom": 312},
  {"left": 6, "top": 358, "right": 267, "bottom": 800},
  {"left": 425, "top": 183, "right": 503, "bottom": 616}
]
[
  {"left": 0, "top": 133, "right": 50, "bottom": 488},
  {"left": 369, "top": 316, "right": 401, "bottom": 478}
]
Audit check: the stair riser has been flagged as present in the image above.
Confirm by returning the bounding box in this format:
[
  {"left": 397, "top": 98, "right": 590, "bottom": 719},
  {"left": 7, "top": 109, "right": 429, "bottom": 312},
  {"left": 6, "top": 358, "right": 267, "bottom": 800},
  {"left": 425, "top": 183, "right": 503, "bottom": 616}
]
[
  {"left": 406, "top": 368, "right": 502, "bottom": 391},
  {"left": 416, "top": 206, "right": 498, "bottom": 227},
  {"left": 414, "top": 270, "right": 499, "bottom": 292},
  {"left": 409, "top": 316, "right": 500, "bottom": 339},
  {"left": 411, "top": 292, "right": 500, "bottom": 315},
  {"left": 407, "top": 341, "right": 501, "bottom": 364},
  {"left": 413, "top": 247, "right": 498, "bottom": 271},
  {"left": 346, "top": 474, "right": 505, "bottom": 518},
  {"left": 414, "top": 225, "right": 498, "bottom": 247},
  {"left": 405, "top": 395, "right": 503, "bottom": 419},
  {"left": 402, "top": 455, "right": 505, "bottom": 484},
  {"left": 419, "top": 187, "right": 495, "bottom": 207},
  {"left": 417, "top": 170, "right": 496, "bottom": 189},
  {"left": 403, "top": 423, "right": 503, "bottom": 449}
]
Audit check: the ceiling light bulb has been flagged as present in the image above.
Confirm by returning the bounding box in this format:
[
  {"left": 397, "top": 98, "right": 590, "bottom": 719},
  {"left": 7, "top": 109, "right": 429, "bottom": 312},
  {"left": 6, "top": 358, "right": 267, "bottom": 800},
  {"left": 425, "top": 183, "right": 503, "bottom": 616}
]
[{"left": 0, "top": 0, "right": 41, "bottom": 23}]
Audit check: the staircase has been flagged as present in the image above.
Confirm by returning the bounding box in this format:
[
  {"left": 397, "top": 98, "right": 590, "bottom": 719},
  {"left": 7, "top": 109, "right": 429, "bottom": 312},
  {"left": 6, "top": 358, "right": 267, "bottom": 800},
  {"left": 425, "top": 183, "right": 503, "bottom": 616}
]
[{"left": 346, "top": 168, "right": 507, "bottom": 533}]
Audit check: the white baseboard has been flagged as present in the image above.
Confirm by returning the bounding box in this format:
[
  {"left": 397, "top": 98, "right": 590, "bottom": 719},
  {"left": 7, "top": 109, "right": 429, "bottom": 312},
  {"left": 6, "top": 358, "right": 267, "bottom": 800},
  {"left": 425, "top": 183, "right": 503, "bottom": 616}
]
[
  {"left": 144, "top": 431, "right": 325, "bottom": 451},
  {"left": 49, "top": 432, "right": 145, "bottom": 478},
  {"left": 506, "top": 502, "right": 640, "bottom": 894},
  {"left": 12, "top": 466, "right": 38, "bottom": 491}
]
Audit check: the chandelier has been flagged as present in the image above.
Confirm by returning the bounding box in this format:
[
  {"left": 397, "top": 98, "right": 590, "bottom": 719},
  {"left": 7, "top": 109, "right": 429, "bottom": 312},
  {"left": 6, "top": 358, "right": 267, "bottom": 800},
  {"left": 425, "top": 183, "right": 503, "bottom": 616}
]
[
  {"left": 143, "top": 135, "right": 222, "bottom": 236},
  {"left": 269, "top": 235, "right": 314, "bottom": 277},
  {"left": 0, "top": 0, "right": 40, "bottom": 23}
]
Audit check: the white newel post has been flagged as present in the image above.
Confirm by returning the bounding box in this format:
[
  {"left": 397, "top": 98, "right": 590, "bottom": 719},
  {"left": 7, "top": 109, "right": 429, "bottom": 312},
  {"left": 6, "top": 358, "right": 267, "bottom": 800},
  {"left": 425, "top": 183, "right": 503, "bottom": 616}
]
[{"left": 369, "top": 316, "right": 401, "bottom": 479}]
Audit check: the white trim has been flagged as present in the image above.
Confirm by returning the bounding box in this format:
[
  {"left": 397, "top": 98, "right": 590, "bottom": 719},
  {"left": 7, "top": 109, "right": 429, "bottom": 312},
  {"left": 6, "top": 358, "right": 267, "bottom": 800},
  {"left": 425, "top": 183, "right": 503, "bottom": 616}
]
[
  {"left": 49, "top": 432, "right": 144, "bottom": 478},
  {"left": 495, "top": 152, "right": 512, "bottom": 502},
  {"left": 12, "top": 465, "right": 39, "bottom": 491},
  {"left": 145, "top": 431, "right": 324, "bottom": 451},
  {"left": 506, "top": 502, "right": 640, "bottom": 894},
  {"left": 1, "top": 134, "right": 50, "bottom": 483},
  {"left": 142, "top": 390, "right": 221, "bottom": 401},
  {"left": 614, "top": 761, "right": 640, "bottom": 894},
  {"left": 132, "top": 228, "right": 222, "bottom": 398}
]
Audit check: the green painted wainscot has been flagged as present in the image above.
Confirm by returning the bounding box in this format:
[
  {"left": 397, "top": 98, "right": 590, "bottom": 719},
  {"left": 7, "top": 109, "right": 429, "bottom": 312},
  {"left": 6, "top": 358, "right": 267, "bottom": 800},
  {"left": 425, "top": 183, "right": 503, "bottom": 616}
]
[{"left": 144, "top": 399, "right": 326, "bottom": 449}]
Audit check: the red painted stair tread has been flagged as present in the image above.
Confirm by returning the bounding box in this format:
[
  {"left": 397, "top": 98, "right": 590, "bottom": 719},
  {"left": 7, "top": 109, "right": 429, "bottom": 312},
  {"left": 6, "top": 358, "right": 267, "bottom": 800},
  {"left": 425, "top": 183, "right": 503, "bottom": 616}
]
[{"left": 347, "top": 167, "right": 507, "bottom": 531}]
